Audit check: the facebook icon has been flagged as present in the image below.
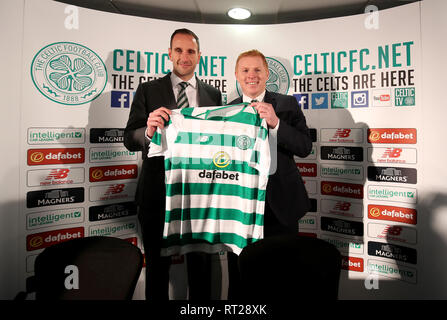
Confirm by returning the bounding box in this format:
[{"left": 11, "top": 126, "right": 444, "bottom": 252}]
[
  {"left": 111, "top": 91, "right": 130, "bottom": 108},
  {"left": 293, "top": 94, "right": 309, "bottom": 110}
]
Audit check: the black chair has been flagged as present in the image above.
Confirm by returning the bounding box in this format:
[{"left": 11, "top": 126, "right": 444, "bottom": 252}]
[
  {"left": 16, "top": 236, "right": 143, "bottom": 300},
  {"left": 237, "top": 234, "right": 342, "bottom": 300}
]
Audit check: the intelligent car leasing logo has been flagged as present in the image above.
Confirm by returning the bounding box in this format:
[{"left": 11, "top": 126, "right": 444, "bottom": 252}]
[{"left": 31, "top": 42, "right": 107, "bottom": 105}]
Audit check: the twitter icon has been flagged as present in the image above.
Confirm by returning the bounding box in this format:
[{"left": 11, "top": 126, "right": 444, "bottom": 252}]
[{"left": 311, "top": 93, "right": 329, "bottom": 109}]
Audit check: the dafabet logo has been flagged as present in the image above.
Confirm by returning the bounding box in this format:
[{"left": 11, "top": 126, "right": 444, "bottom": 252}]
[
  {"left": 27, "top": 227, "right": 84, "bottom": 251},
  {"left": 89, "top": 165, "right": 138, "bottom": 182},
  {"left": 321, "top": 181, "right": 363, "bottom": 199},
  {"left": 368, "top": 128, "right": 417, "bottom": 144},
  {"left": 368, "top": 204, "right": 417, "bottom": 225},
  {"left": 27, "top": 148, "right": 85, "bottom": 165}
]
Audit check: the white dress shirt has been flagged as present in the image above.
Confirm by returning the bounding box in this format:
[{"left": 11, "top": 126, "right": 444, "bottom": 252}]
[
  {"left": 145, "top": 73, "right": 199, "bottom": 141},
  {"left": 242, "top": 91, "right": 280, "bottom": 137},
  {"left": 170, "top": 72, "right": 199, "bottom": 108}
]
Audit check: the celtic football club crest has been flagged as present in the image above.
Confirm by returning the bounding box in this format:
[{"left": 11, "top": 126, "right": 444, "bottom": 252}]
[
  {"left": 236, "top": 57, "right": 290, "bottom": 96},
  {"left": 31, "top": 42, "right": 107, "bottom": 105},
  {"left": 236, "top": 135, "right": 252, "bottom": 150}
]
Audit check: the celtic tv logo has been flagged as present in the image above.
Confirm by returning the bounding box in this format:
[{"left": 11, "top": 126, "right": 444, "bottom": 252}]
[
  {"left": 31, "top": 42, "right": 107, "bottom": 105},
  {"left": 236, "top": 57, "right": 289, "bottom": 95}
]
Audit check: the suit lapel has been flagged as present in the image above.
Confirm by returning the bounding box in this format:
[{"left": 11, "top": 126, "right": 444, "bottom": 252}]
[
  {"left": 263, "top": 90, "right": 277, "bottom": 110},
  {"left": 161, "top": 73, "right": 177, "bottom": 109},
  {"left": 197, "top": 77, "right": 217, "bottom": 107},
  {"left": 232, "top": 96, "right": 243, "bottom": 105}
]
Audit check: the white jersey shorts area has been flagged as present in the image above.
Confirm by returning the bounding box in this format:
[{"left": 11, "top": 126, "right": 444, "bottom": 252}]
[{"left": 148, "top": 103, "right": 271, "bottom": 256}]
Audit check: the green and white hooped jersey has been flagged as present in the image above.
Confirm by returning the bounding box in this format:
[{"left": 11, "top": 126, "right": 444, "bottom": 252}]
[{"left": 148, "top": 103, "right": 271, "bottom": 256}]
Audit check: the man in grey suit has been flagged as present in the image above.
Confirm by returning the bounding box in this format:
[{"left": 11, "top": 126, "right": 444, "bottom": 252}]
[{"left": 124, "top": 29, "right": 222, "bottom": 300}]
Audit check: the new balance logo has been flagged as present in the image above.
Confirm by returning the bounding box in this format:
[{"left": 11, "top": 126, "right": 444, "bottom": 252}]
[
  {"left": 334, "top": 129, "right": 351, "bottom": 138},
  {"left": 105, "top": 184, "right": 125, "bottom": 195},
  {"left": 46, "top": 169, "right": 70, "bottom": 180}
]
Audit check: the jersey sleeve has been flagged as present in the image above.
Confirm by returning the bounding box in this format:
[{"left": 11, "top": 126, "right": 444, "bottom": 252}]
[
  {"left": 249, "top": 119, "right": 271, "bottom": 176},
  {"left": 147, "top": 111, "right": 181, "bottom": 158}
]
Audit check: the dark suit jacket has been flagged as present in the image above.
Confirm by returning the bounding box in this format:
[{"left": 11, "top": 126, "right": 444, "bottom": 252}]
[
  {"left": 124, "top": 72, "right": 222, "bottom": 210},
  {"left": 230, "top": 90, "right": 312, "bottom": 230}
]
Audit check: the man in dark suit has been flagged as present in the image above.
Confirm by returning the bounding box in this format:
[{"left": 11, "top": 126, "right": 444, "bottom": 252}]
[
  {"left": 124, "top": 28, "right": 222, "bottom": 300},
  {"left": 227, "top": 49, "right": 312, "bottom": 298}
]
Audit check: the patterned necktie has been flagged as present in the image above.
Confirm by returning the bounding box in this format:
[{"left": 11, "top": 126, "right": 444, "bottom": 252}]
[{"left": 177, "top": 82, "right": 190, "bottom": 109}]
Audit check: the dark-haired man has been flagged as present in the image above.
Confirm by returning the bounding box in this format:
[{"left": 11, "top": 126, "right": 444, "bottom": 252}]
[{"left": 124, "top": 28, "right": 222, "bottom": 300}]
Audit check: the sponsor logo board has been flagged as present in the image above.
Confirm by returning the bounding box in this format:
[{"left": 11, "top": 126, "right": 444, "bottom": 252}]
[
  {"left": 368, "top": 241, "right": 417, "bottom": 264},
  {"left": 321, "top": 181, "right": 363, "bottom": 199},
  {"left": 368, "top": 128, "right": 417, "bottom": 144},
  {"left": 368, "top": 185, "right": 417, "bottom": 204},
  {"left": 28, "top": 128, "right": 85, "bottom": 144},
  {"left": 298, "top": 214, "right": 317, "bottom": 230},
  {"left": 89, "top": 183, "right": 137, "bottom": 202},
  {"left": 26, "top": 207, "right": 84, "bottom": 230},
  {"left": 89, "top": 165, "right": 138, "bottom": 182},
  {"left": 341, "top": 256, "right": 364, "bottom": 272},
  {"left": 89, "top": 220, "right": 137, "bottom": 237},
  {"left": 27, "top": 148, "right": 85, "bottom": 165},
  {"left": 27, "top": 227, "right": 84, "bottom": 251},
  {"left": 26, "top": 187, "right": 84, "bottom": 208},
  {"left": 320, "top": 146, "right": 363, "bottom": 162},
  {"left": 296, "top": 163, "right": 317, "bottom": 177},
  {"left": 368, "top": 223, "right": 417, "bottom": 245},
  {"left": 367, "top": 259, "right": 417, "bottom": 284},
  {"left": 89, "top": 201, "right": 137, "bottom": 222},
  {"left": 367, "top": 166, "right": 417, "bottom": 184},
  {"left": 321, "top": 199, "right": 363, "bottom": 218},
  {"left": 320, "top": 234, "right": 364, "bottom": 254},
  {"left": 368, "top": 204, "right": 417, "bottom": 225},
  {"left": 27, "top": 167, "right": 85, "bottom": 187},
  {"left": 321, "top": 128, "right": 363, "bottom": 143},
  {"left": 90, "top": 128, "right": 125, "bottom": 143},
  {"left": 321, "top": 164, "right": 363, "bottom": 181},
  {"left": 90, "top": 147, "right": 137, "bottom": 162},
  {"left": 368, "top": 147, "right": 417, "bottom": 164},
  {"left": 321, "top": 216, "right": 364, "bottom": 237}
]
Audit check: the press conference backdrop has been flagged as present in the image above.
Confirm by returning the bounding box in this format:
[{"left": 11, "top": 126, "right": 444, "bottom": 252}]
[{"left": 1, "top": 0, "right": 446, "bottom": 299}]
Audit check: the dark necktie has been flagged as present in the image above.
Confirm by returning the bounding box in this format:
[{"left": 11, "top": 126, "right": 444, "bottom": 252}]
[
  {"left": 251, "top": 99, "right": 258, "bottom": 103},
  {"left": 177, "top": 82, "right": 190, "bottom": 109}
]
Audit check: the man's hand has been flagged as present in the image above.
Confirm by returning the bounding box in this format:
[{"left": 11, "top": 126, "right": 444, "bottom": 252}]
[
  {"left": 251, "top": 101, "right": 279, "bottom": 129},
  {"left": 146, "top": 107, "right": 172, "bottom": 138}
]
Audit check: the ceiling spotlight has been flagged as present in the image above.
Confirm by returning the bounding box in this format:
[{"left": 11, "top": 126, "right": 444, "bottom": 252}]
[{"left": 227, "top": 8, "right": 251, "bottom": 20}]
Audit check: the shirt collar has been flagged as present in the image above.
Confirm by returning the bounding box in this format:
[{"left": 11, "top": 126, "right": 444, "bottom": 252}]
[
  {"left": 170, "top": 72, "right": 197, "bottom": 89},
  {"left": 243, "top": 90, "right": 266, "bottom": 103}
]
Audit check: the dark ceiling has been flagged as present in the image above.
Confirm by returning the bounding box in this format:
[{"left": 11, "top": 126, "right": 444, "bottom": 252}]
[{"left": 55, "top": 0, "right": 420, "bottom": 24}]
